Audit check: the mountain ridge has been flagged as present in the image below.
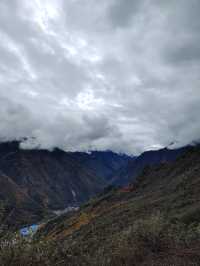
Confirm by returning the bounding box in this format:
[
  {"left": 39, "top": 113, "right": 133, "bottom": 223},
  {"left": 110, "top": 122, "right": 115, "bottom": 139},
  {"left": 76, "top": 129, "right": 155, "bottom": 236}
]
[
  {"left": 33, "top": 145, "right": 200, "bottom": 265},
  {"left": 0, "top": 141, "right": 130, "bottom": 228},
  {"left": 112, "top": 146, "right": 189, "bottom": 185},
  {"left": 0, "top": 141, "right": 195, "bottom": 229}
]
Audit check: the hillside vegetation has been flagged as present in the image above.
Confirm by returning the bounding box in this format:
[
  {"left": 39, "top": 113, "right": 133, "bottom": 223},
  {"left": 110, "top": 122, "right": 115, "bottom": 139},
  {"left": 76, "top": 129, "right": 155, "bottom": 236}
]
[{"left": 1, "top": 146, "right": 200, "bottom": 265}]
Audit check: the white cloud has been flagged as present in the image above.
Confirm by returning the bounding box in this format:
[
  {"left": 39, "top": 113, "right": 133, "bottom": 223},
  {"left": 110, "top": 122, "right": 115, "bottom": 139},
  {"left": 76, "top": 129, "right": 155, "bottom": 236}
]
[{"left": 0, "top": 0, "right": 199, "bottom": 154}]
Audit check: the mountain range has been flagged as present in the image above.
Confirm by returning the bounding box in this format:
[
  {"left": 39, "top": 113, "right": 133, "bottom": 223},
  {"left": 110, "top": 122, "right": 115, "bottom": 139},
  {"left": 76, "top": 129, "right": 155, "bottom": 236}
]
[
  {"left": 0, "top": 141, "right": 189, "bottom": 228},
  {"left": 112, "top": 146, "right": 188, "bottom": 185},
  {"left": 0, "top": 141, "right": 130, "bottom": 228},
  {"left": 34, "top": 145, "right": 200, "bottom": 266},
  {"left": 0, "top": 142, "right": 200, "bottom": 265}
]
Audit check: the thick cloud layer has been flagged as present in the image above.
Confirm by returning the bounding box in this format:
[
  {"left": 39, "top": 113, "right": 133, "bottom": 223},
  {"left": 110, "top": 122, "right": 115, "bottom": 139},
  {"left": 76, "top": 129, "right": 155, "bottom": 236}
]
[{"left": 0, "top": 0, "right": 199, "bottom": 154}]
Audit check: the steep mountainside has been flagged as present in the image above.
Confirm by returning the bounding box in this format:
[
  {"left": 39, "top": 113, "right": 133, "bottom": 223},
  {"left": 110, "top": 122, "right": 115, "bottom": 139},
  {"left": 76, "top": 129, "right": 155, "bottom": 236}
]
[
  {"left": 35, "top": 146, "right": 200, "bottom": 265},
  {"left": 0, "top": 141, "right": 130, "bottom": 228},
  {"left": 69, "top": 150, "right": 131, "bottom": 182},
  {"left": 0, "top": 171, "right": 45, "bottom": 229},
  {"left": 112, "top": 146, "right": 188, "bottom": 185},
  {"left": 0, "top": 141, "right": 192, "bottom": 230}
]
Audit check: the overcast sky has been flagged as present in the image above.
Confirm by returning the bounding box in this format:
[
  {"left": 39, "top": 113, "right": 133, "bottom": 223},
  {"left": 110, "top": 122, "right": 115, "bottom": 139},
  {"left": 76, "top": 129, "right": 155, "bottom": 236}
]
[{"left": 0, "top": 0, "right": 200, "bottom": 154}]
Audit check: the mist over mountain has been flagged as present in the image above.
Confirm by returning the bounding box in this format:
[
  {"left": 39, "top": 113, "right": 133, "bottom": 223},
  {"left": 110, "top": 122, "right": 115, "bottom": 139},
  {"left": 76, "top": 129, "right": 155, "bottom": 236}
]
[
  {"left": 0, "top": 1, "right": 200, "bottom": 264},
  {"left": 0, "top": 0, "right": 200, "bottom": 154}
]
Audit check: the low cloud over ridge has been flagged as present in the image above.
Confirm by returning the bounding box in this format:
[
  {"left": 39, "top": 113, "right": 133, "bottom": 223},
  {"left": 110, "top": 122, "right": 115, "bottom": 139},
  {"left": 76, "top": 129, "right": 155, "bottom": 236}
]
[{"left": 0, "top": 0, "right": 200, "bottom": 154}]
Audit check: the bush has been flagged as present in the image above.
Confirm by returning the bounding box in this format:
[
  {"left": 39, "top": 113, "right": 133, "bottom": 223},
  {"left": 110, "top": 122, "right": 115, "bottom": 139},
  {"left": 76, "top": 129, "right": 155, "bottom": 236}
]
[
  {"left": 1, "top": 213, "right": 200, "bottom": 266},
  {"left": 103, "top": 213, "right": 200, "bottom": 266}
]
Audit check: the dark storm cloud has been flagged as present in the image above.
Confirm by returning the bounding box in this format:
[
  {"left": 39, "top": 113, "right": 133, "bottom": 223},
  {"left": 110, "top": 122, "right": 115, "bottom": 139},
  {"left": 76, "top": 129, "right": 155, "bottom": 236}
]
[
  {"left": 108, "top": 0, "right": 143, "bottom": 28},
  {"left": 0, "top": 0, "right": 199, "bottom": 154},
  {"left": 159, "top": 0, "right": 200, "bottom": 66}
]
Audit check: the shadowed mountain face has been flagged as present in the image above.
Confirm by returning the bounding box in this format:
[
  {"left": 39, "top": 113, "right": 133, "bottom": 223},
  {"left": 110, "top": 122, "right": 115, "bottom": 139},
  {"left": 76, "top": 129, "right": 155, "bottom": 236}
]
[
  {"left": 68, "top": 150, "right": 132, "bottom": 182},
  {"left": 35, "top": 146, "right": 200, "bottom": 265},
  {"left": 112, "top": 146, "right": 188, "bottom": 186},
  {"left": 1, "top": 144, "right": 200, "bottom": 265},
  {"left": 0, "top": 170, "right": 46, "bottom": 229},
  {"left": 0, "top": 141, "right": 130, "bottom": 228},
  {"left": 41, "top": 145, "right": 200, "bottom": 238},
  {"left": 0, "top": 141, "right": 191, "bottom": 229}
]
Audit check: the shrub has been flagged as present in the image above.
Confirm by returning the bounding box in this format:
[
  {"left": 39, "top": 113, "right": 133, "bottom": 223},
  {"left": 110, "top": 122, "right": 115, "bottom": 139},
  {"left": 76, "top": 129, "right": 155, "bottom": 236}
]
[{"left": 1, "top": 213, "right": 200, "bottom": 266}]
